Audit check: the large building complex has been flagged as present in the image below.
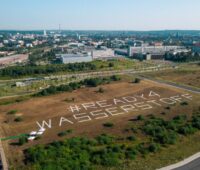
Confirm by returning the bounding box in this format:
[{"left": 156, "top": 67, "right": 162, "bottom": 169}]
[{"left": 128, "top": 46, "right": 190, "bottom": 60}]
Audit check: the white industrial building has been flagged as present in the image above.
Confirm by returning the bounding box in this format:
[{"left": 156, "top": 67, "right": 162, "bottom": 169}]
[{"left": 57, "top": 53, "right": 93, "bottom": 64}]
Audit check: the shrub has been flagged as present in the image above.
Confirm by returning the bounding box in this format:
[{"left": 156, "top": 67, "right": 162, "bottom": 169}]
[
  {"left": 109, "top": 62, "right": 114, "bottom": 67},
  {"left": 136, "top": 143, "right": 149, "bottom": 155},
  {"left": 137, "top": 115, "right": 144, "bottom": 121},
  {"left": 125, "top": 147, "right": 137, "bottom": 160},
  {"left": 126, "top": 136, "right": 136, "bottom": 141},
  {"left": 192, "top": 115, "right": 200, "bottom": 129},
  {"left": 133, "top": 78, "right": 141, "bottom": 83},
  {"left": 148, "top": 143, "right": 160, "bottom": 152},
  {"left": 180, "top": 101, "right": 189, "bottom": 106},
  {"left": 110, "top": 75, "right": 121, "bottom": 81},
  {"left": 58, "top": 129, "right": 73, "bottom": 137},
  {"left": 7, "top": 110, "right": 18, "bottom": 115},
  {"left": 14, "top": 117, "right": 23, "bottom": 122},
  {"left": 165, "top": 106, "right": 171, "bottom": 110},
  {"left": 101, "top": 151, "right": 121, "bottom": 166},
  {"left": 96, "top": 134, "right": 115, "bottom": 145},
  {"left": 143, "top": 117, "right": 178, "bottom": 145},
  {"left": 98, "top": 87, "right": 104, "bottom": 93},
  {"left": 18, "top": 136, "right": 27, "bottom": 145},
  {"left": 178, "top": 125, "right": 196, "bottom": 135},
  {"left": 103, "top": 122, "right": 114, "bottom": 128}
]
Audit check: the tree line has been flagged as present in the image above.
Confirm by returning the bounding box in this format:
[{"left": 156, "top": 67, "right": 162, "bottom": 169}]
[
  {"left": 35, "top": 75, "right": 121, "bottom": 97},
  {"left": 0, "top": 62, "right": 97, "bottom": 77}
]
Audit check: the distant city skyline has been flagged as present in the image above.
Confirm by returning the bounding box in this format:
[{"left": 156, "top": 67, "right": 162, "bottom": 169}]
[{"left": 0, "top": 0, "right": 200, "bottom": 30}]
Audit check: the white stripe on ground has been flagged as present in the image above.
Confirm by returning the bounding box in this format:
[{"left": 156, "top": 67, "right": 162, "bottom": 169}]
[
  {"left": 158, "top": 152, "right": 200, "bottom": 170},
  {"left": 0, "top": 140, "right": 8, "bottom": 170}
]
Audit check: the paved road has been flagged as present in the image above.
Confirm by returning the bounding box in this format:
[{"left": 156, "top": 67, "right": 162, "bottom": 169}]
[
  {"left": 173, "top": 157, "right": 200, "bottom": 170},
  {"left": 140, "top": 76, "right": 200, "bottom": 95}
]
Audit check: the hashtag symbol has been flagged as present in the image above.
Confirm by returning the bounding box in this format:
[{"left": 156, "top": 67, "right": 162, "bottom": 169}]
[{"left": 69, "top": 105, "right": 82, "bottom": 113}]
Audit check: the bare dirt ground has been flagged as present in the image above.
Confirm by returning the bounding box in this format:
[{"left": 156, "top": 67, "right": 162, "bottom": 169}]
[{"left": 0, "top": 79, "right": 199, "bottom": 168}]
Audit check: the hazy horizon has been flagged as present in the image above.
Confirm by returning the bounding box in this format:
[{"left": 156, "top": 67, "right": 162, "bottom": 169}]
[{"left": 0, "top": 0, "right": 200, "bottom": 30}]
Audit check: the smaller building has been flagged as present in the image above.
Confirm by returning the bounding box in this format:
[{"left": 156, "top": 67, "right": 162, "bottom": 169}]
[
  {"left": 16, "top": 82, "right": 27, "bottom": 87},
  {"left": 92, "top": 49, "right": 115, "bottom": 60}
]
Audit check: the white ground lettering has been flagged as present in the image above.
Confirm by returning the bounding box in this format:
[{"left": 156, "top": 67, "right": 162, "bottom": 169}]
[
  {"left": 105, "top": 107, "right": 125, "bottom": 116},
  {"left": 59, "top": 117, "right": 74, "bottom": 127},
  {"left": 170, "top": 95, "right": 183, "bottom": 102},
  {"left": 122, "top": 96, "right": 137, "bottom": 103},
  {"left": 159, "top": 98, "right": 176, "bottom": 105},
  {"left": 73, "top": 113, "right": 92, "bottom": 123},
  {"left": 134, "top": 102, "right": 153, "bottom": 110},
  {"left": 35, "top": 92, "right": 194, "bottom": 130},
  {"left": 120, "top": 104, "right": 138, "bottom": 113},
  {"left": 147, "top": 100, "right": 162, "bottom": 106},
  {"left": 36, "top": 119, "right": 52, "bottom": 129},
  {"left": 90, "top": 110, "right": 108, "bottom": 119},
  {"left": 82, "top": 102, "right": 97, "bottom": 110},
  {"left": 69, "top": 105, "right": 82, "bottom": 113},
  {"left": 96, "top": 100, "right": 112, "bottom": 108},
  {"left": 149, "top": 91, "right": 161, "bottom": 98},
  {"left": 182, "top": 93, "right": 193, "bottom": 100},
  {"left": 113, "top": 98, "right": 126, "bottom": 105},
  {"left": 134, "top": 94, "right": 147, "bottom": 100}
]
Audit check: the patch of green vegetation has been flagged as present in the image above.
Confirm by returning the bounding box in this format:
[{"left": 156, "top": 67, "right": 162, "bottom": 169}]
[
  {"left": 14, "top": 117, "right": 23, "bottom": 122},
  {"left": 137, "top": 115, "right": 145, "bottom": 121},
  {"left": 58, "top": 129, "right": 73, "bottom": 137},
  {"left": 133, "top": 78, "right": 141, "bottom": 83},
  {"left": 103, "top": 122, "right": 114, "bottom": 128},
  {"left": 22, "top": 111, "right": 200, "bottom": 170},
  {"left": 126, "top": 136, "right": 136, "bottom": 141},
  {"left": 7, "top": 110, "right": 18, "bottom": 115},
  {"left": 180, "top": 101, "right": 189, "bottom": 106},
  {"left": 18, "top": 136, "right": 28, "bottom": 146}
]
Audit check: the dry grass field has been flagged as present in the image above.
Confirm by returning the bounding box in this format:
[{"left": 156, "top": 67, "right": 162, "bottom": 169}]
[
  {"left": 0, "top": 77, "right": 199, "bottom": 168},
  {"left": 145, "top": 63, "right": 200, "bottom": 88}
]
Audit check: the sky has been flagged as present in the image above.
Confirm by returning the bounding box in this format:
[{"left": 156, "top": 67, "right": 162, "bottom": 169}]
[{"left": 0, "top": 0, "right": 200, "bottom": 30}]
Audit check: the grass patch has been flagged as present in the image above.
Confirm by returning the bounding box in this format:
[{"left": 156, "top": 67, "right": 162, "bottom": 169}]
[{"left": 7, "top": 110, "right": 18, "bottom": 115}]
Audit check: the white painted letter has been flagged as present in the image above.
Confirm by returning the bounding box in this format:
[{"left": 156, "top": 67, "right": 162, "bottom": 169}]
[{"left": 36, "top": 119, "right": 52, "bottom": 129}]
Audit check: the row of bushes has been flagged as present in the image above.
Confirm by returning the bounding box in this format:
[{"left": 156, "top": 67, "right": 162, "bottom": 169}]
[{"left": 36, "top": 75, "right": 121, "bottom": 96}]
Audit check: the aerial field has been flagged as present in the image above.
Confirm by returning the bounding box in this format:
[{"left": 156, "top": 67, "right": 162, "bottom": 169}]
[
  {"left": 145, "top": 63, "right": 200, "bottom": 89},
  {"left": 0, "top": 77, "right": 199, "bottom": 169}
]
